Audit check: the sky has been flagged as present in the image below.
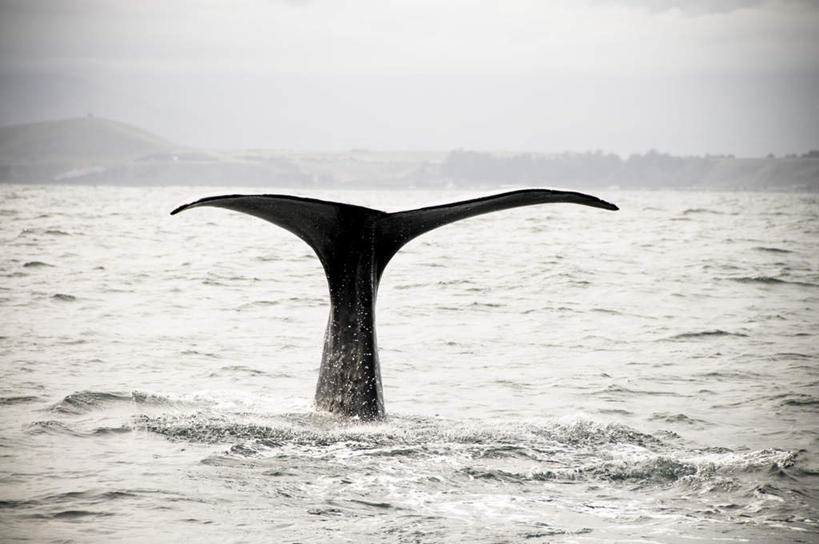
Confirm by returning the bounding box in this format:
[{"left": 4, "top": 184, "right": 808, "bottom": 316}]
[{"left": 0, "top": 0, "right": 818, "bottom": 156}]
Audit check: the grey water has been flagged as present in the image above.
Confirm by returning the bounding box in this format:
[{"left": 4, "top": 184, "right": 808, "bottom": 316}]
[{"left": 0, "top": 185, "right": 817, "bottom": 543}]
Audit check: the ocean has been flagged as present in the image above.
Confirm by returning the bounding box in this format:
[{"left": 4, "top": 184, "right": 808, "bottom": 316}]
[{"left": 1, "top": 185, "right": 817, "bottom": 542}]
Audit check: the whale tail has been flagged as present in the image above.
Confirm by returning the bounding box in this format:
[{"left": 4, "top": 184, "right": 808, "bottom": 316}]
[
  {"left": 172, "top": 189, "right": 618, "bottom": 280},
  {"left": 171, "top": 189, "right": 618, "bottom": 419}
]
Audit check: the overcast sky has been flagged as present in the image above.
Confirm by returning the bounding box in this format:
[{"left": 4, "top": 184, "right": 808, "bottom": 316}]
[{"left": 1, "top": 0, "right": 818, "bottom": 156}]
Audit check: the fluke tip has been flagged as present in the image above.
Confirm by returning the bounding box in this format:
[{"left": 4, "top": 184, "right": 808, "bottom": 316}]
[{"left": 170, "top": 203, "right": 190, "bottom": 215}]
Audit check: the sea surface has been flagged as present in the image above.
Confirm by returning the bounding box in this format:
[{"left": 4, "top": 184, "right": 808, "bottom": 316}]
[{"left": 0, "top": 185, "right": 817, "bottom": 543}]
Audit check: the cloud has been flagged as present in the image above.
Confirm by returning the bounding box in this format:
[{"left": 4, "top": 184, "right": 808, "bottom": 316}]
[
  {"left": 2, "top": 0, "right": 817, "bottom": 79},
  {"left": 594, "top": 0, "right": 762, "bottom": 15},
  {"left": 590, "top": 0, "right": 819, "bottom": 16},
  {"left": 0, "top": 0, "right": 817, "bottom": 154}
]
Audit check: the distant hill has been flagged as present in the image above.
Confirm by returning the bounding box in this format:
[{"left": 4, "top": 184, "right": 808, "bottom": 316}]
[
  {"left": 0, "top": 116, "right": 312, "bottom": 185},
  {"left": 0, "top": 117, "right": 816, "bottom": 190},
  {"left": 0, "top": 116, "right": 175, "bottom": 162}
]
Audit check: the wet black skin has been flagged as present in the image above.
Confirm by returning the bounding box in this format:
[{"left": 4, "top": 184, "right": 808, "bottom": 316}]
[{"left": 171, "top": 189, "right": 618, "bottom": 420}]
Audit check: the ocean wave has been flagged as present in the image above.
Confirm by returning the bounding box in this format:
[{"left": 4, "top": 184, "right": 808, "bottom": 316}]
[
  {"left": 1, "top": 490, "right": 139, "bottom": 510},
  {"left": 139, "top": 413, "right": 679, "bottom": 469},
  {"left": 714, "top": 393, "right": 819, "bottom": 411},
  {"left": 140, "top": 413, "right": 663, "bottom": 446},
  {"left": 180, "top": 349, "right": 218, "bottom": 358},
  {"left": 51, "top": 293, "right": 77, "bottom": 302},
  {"left": 239, "top": 299, "right": 280, "bottom": 308},
  {"left": 729, "top": 276, "right": 819, "bottom": 288},
  {"left": 697, "top": 370, "right": 769, "bottom": 380},
  {"left": 774, "top": 352, "right": 813, "bottom": 360},
  {"left": 27, "top": 510, "right": 114, "bottom": 520},
  {"left": 93, "top": 425, "right": 132, "bottom": 435},
  {"left": 2, "top": 489, "right": 143, "bottom": 521},
  {"left": 665, "top": 330, "right": 748, "bottom": 340},
  {"left": 451, "top": 450, "right": 796, "bottom": 489},
  {"left": 468, "top": 301, "right": 503, "bottom": 309},
  {"left": 393, "top": 282, "right": 429, "bottom": 290},
  {"left": 209, "top": 364, "right": 269, "bottom": 377},
  {"left": 733, "top": 276, "right": 787, "bottom": 284},
  {"left": 50, "top": 390, "right": 179, "bottom": 415},
  {"left": 16, "top": 228, "right": 73, "bottom": 238},
  {"left": 136, "top": 412, "right": 801, "bottom": 488},
  {"left": 596, "top": 384, "right": 686, "bottom": 398},
  {"left": 0, "top": 395, "right": 42, "bottom": 405},
  {"left": 772, "top": 393, "right": 819, "bottom": 408},
  {"left": 591, "top": 307, "right": 622, "bottom": 315},
  {"left": 649, "top": 412, "right": 708, "bottom": 425},
  {"left": 25, "top": 420, "right": 84, "bottom": 436},
  {"left": 752, "top": 246, "right": 793, "bottom": 254},
  {"left": 682, "top": 208, "right": 725, "bottom": 215},
  {"left": 459, "top": 456, "right": 698, "bottom": 484}
]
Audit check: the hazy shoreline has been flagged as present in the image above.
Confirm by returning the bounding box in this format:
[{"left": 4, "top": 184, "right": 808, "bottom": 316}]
[{"left": 2, "top": 117, "right": 818, "bottom": 191}]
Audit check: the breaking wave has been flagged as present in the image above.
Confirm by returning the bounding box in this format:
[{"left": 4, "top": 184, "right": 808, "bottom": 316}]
[{"left": 135, "top": 412, "right": 797, "bottom": 491}]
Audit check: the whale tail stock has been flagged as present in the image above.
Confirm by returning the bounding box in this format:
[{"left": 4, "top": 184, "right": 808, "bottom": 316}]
[{"left": 171, "top": 189, "right": 618, "bottom": 420}]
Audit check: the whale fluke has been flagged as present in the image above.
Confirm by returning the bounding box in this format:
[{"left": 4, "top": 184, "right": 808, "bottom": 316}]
[
  {"left": 171, "top": 194, "right": 384, "bottom": 271},
  {"left": 374, "top": 189, "right": 617, "bottom": 277},
  {"left": 172, "top": 189, "right": 618, "bottom": 420}
]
